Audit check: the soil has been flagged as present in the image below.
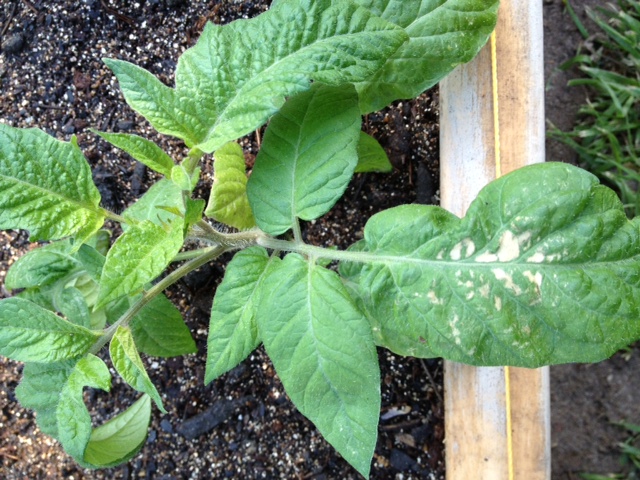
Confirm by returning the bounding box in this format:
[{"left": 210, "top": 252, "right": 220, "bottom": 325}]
[
  {"left": 0, "top": 1, "right": 637, "bottom": 480},
  {"left": 544, "top": 2, "right": 640, "bottom": 478}
]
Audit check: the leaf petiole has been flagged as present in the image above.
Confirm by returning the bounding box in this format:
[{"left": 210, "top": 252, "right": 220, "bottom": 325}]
[
  {"left": 292, "top": 218, "right": 303, "bottom": 244},
  {"left": 189, "top": 223, "right": 396, "bottom": 265},
  {"left": 102, "top": 209, "right": 128, "bottom": 225},
  {"left": 183, "top": 148, "right": 204, "bottom": 175},
  {"left": 256, "top": 236, "right": 363, "bottom": 264},
  {"left": 171, "top": 248, "right": 213, "bottom": 262},
  {"left": 189, "top": 221, "right": 262, "bottom": 250},
  {"left": 89, "top": 245, "right": 226, "bottom": 355}
]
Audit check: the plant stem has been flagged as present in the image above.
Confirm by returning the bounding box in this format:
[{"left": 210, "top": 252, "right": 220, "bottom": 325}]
[
  {"left": 189, "top": 221, "right": 423, "bottom": 266},
  {"left": 257, "top": 236, "right": 364, "bottom": 262},
  {"left": 253, "top": 236, "right": 338, "bottom": 262},
  {"left": 103, "top": 209, "right": 128, "bottom": 225},
  {"left": 292, "top": 218, "right": 303, "bottom": 244},
  {"left": 256, "top": 235, "right": 432, "bottom": 266},
  {"left": 172, "top": 248, "right": 214, "bottom": 262},
  {"left": 183, "top": 148, "right": 204, "bottom": 175},
  {"left": 89, "top": 245, "right": 226, "bottom": 355},
  {"left": 194, "top": 219, "right": 221, "bottom": 238},
  {"left": 191, "top": 220, "right": 262, "bottom": 249}
]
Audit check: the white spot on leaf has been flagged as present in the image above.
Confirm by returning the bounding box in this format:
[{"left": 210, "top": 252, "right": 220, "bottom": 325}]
[
  {"left": 450, "top": 242, "right": 463, "bottom": 261},
  {"left": 523, "top": 270, "right": 543, "bottom": 305},
  {"left": 492, "top": 268, "right": 523, "bottom": 295},
  {"left": 464, "top": 239, "right": 476, "bottom": 258},
  {"left": 457, "top": 279, "right": 474, "bottom": 289},
  {"left": 494, "top": 296, "right": 502, "bottom": 311},
  {"left": 496, "top": 230, "right": 521, "bottom": 262},
  {"left": 427, "top": 290, "right": 444, "bottom": 305},
  {"left": 449, "top": 314, "right": 461, "bottom": 345},
  {"left": 546, "top": 251, "right": 566, "bottom": 262},
  {"left": 475, "top": 251, "right": 498, "bottom": 263},
  {"left": 523, "top": 270, "right": 543, "bottom": 289},
  {"left": 517, "top": 231, "right": 532, "bottom": 247},
  {"left": 450, "top": 238, "right": 475, "bottom": 261},
  {"left": 476, "top": 230, "right": 532, "bottom": 263},
  {"left": 526, "top": 249, "right": 568, "bottom": 263},
  {"left": 526, "top": 252, "right": 545, "bottom": 263}
]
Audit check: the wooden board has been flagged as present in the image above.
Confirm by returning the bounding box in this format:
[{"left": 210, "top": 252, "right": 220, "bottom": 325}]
[{"left": 440, "top": 1, "right": 550, "bottom": 478}]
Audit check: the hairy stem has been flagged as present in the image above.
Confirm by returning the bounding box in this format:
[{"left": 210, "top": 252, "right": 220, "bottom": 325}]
[
  {"left": 256, "top": 235, "right": 424, "bottom": 266},
  {"left": 193, "top": 219, "right": 221, "bottom": 238},
  {"left": 191, "top": 220, "right": 262, "bottom": 249},
  {"left": 89, "top": 245, "right": 226, "bottom": 355},
  {"left": 188, "top": 221, "right": 406, "bottom": 266}
]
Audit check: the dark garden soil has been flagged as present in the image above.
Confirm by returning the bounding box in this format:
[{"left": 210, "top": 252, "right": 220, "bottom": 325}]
[{"left": 0, "top": 1, "right": 637, "bottom": 479}]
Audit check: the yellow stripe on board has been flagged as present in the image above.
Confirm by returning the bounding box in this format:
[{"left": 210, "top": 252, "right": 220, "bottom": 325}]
[
  {"left": 489, "top": 30, "right": 514, "bottom": 480},
  {"left": 490, "top": 31, "right": 502, "bottom": 180},
  {"left": 504, "top": 366, "right": 514, "bottom": 480}
]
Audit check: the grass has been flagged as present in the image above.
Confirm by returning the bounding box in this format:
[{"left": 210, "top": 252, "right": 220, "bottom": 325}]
[
  {"left": 580, "top": 422, "right": 640, "bottom": 480},
  {"left": 552, "top": 7, "right": 640, "bottom": 477},
  {"left": 549, "top": 0, "right": 640, "bottom": 217}
]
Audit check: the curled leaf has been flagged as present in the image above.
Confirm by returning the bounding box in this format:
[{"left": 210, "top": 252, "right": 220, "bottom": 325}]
[{"left": 205, "top": 142, "right": 256, "bottom": 230}]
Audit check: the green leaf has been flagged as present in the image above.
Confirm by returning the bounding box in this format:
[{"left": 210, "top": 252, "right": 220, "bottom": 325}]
[
  {"left": 355, "top": 131, "right": 392, "bottom": 173},
  {"left": 129, "top": 294, "right": 197, "bottom": 357},
  {"left": 247, "top": 84, "right": 361, "bottom": 235},
  {"left": 257, "top": 254, "right": 380, "bottom": 478},
  {"left": 57, "top": 354, "right": 111, "bottom": 463},
  {"left": 205, "top": 247, "right": 271, "bottom": 383},
  {"left": 110, "top": 326, "right": 165, "bottom": 412},
  {"left": 96, "top": 220, "right": 184, "bottom": 308},
  {"left": 5, "top": 240, "right": 104, "bottom": 289},
  {"left": 105, "top": 0, "right": 407, "bottom": 152},
  {"left": 0, "top": 124, "right": 104, "bottom": 242},
  {"left": 123, "top": 178, "right": 184, "bottom": 228},
  {"left": 102, "top": 57, "right": 185, "bottom": 141},
  {"left": 68, "top": 274, "right": 100, "bottom": 308},
  {"left": 205, "top": 142, "right": 256, "bottom": 230},
  {"left": 170, "top": 164, "right": 198, "bottom": 192},
  {"left": 55, "top": 287, "right": 92, "bottom": 329},
  {"left": 83, "top": 395, "right": 151, "bottom": 468},
  {"left": 92, "top": 130, "right": 174, "bottom": 177},
  {"left": 84, "top": 229, "right": 111, "bottom": 256},
  {"left": 0, "top": 297, "right": 101, "bottom": 362},
  {"left": 353, "top": 0, "right": 500, "bottom": 112},
  {"left": 90, "top": 311, "right": 108, "bottom": 331},
  {"left": 73, "top": 244, "right": 106, "bottom": 283},
  {"left": 5, "top": 240, "right": 76, "bottom": 290},
  {"left": 15, "top": 360, "right": 76, "bottom": 437},
  {"left": 184, "top": 197, "right": 206, "bottom": 229},
  {"left": 17, "top": 285, "right": 56, "bottom": 312},
  {"left": 20, "top": 355, "right": 149, "bottom": 468},
  {"left": 350, "top": 162, "right": 640, "bottom": 367}
]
